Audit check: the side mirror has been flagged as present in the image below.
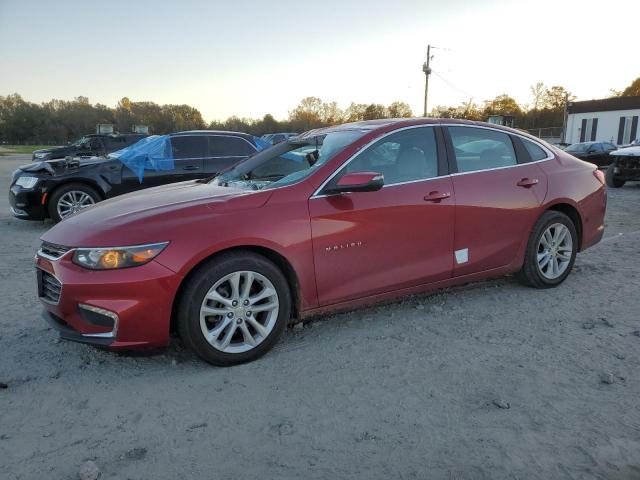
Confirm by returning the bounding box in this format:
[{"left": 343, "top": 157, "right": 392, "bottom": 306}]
[{"left": 325, "top": 172, "right": 384, "bottom": 194}]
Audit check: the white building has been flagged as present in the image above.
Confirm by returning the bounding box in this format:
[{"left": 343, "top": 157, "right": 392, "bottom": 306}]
[{"left": 566, "top": 96, "right": 640, "bottom": 145}]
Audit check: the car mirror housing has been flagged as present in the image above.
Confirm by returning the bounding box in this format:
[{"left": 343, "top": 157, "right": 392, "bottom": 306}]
[{"left": 325, "top": 172, "right": 384, "bottom": 195}]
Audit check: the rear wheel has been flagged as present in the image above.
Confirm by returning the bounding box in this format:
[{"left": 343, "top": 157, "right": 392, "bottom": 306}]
[
  {"left": 177, "top": 252, "right": 291, "bottom": 366},
  {"left": 48, "top": 183, "right": 101, "bottom": 222},
  {"left": 605, "top": 164, "right": 625, "bottom": 188},
  {"left": 516, "top": 211, "right": 577, "bottom": 288}
]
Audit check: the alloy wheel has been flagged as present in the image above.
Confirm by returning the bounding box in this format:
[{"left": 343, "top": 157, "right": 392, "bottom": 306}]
[
  {"left": 199, "top": 271, "right": 279, "bottom": 354},
  {"left": 537, "top": 223, "right": 573, "bottom": 280},
  {"left": 56, "top": 191, "right": 95, "bottom": 219}
]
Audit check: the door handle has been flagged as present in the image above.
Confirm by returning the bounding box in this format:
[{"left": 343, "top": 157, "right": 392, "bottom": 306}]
[
  {"left": 517, "top": 178, "right": 539, "bottom": 188},
  {"left": 423, "top": 191, "right": 451, "bottom": 202},
  {"left": 182, "top": 165, "right": 200, "bottom": 171}
]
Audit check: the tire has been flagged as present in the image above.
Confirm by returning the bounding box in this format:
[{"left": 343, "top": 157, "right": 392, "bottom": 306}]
[
  {"left": 48, "top": 183, "right": 101, "bottom": 222},
  {"left": 177, "top": 251, "right": 291, "bottom": 366},
  {"left": 605, "top": 164, "right": 625, "bottom": 188},
  {"left": 516, "top": 211, "right": 578, "bottom": 289}
]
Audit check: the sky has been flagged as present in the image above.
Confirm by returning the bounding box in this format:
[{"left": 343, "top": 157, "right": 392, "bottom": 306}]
[{"left": 0, "top": 0, "right": 638, "bottom": 122}]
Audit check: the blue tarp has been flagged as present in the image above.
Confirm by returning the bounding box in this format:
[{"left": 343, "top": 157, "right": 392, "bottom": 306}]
[
  {"left": 253, "top": 136, "right": 271, "bottom": 151},
  {"left": 108, "top": 135, "right": 174, "bottom": 182}
]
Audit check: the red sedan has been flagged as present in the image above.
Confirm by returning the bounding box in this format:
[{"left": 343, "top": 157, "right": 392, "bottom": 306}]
[{"left": 36, "top": 119, "right": 607, "bottom": 365}]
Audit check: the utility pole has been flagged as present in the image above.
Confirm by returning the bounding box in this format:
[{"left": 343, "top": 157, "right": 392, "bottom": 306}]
[
  {"left": 561, "top": 91, "right": 569, "bottom": 144},
  {"left": 423, "top": 44, "right": 432, "bottom": 117}
]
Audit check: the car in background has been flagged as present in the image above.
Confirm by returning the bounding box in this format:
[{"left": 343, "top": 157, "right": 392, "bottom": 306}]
[
  {"left": 32, "top": 133, "right": 148, "bottom": 161},
  {"left": 564, "top": 141, "right": 618, "bottom": 168},
  {"left": 261, "top": 132, "right": 298, "bottom": 145},
  {"left": 605, "top": 145, "right": 640, "bottom": 188},
  {"left": 35, "top": 119, "right": 606, "bottom": 366},
  {"left": 10, "top": 130, "right": 265, "bottom": 222}
]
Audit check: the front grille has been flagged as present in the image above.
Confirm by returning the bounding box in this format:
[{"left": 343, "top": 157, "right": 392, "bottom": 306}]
[
  {"left": 39, "top": 242, "right": 70, "bottom": 260},
  {"left": 616, "top": 157, "right": 640, "bottom": 170},
  {"left": 39, "top": 270, "right": 62, "bottom": 304}
]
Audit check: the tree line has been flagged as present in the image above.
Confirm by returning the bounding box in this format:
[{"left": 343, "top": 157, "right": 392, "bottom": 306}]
[
  {"left": 1, "top": 77, "right": 638, "bottom": 144},
  {"left": 430, "top": 77, "right": 640, "bottom": 131}
]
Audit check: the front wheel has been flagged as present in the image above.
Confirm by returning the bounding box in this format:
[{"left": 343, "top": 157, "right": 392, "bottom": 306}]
[
  {"left": 48, "top": 183, "right": 101, "bottom": 222},
  {"left": 177, "top": 252, "right": 291, "bottom": 366},
  {"left": 605, "top": 164, "right": 625, "bottom": 188},
  {"left": 516, "top": 211, "right": 578, "bottom": 289}
]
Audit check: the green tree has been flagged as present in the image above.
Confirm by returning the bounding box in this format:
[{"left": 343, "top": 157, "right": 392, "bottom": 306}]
[
  {"left": 362, "top": 104, "right": 389, "bottom": 120},
  {"left": 621, "top": 77, "right": 640, "bottom": 96},
  {"left": 289, "top": 97, "right": 325, "bottom": 131},
  {"left": 483, "top": 94, "right": 523, "bottom": 118},
  {"left": 387, "top": 101, "right": 413, "bottom": 118}
]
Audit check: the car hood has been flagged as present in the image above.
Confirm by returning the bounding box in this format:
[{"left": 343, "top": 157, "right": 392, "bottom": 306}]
[
  {"left": 19, "top": 157, "right": 108, "bottom": 175},
  {"left": 41, "top": 181, "right": 273, "bottom": 247},
  {"left": 612, "top": 146, "right": 640, "bottom": 157},
  {"left": 33, "top": 146, "right": 76, "bottom": 157}
]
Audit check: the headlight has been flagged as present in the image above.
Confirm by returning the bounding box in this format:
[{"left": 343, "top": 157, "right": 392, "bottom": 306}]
[
  {"left": 34, "top": 152, "right": 48, "bottom": 159},
  {"left": 72, "top": 242, "right": 169, "bottom": 270},
  {"left": 15, "top": 176, "right": 39, "bottom": 188}
]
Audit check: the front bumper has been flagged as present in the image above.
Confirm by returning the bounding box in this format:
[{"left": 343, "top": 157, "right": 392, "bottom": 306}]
[
  {"left": 36, "top": 251, "right": 182, "bottom": 349},
  {"left": 9, "top": 184, "right": 47, "bottom": 220},
  {"left": 612, "top": 156, "right": 640, "bottom": 181}
]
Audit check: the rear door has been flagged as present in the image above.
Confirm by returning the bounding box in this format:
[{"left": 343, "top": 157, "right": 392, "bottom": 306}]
[
  {"left": 113, "top": 135, "right": 205, "bottom": 195},
  {"left": 444, "top": 126, "right": 548, "bottom": 277},
  {"left": 203, "top": 135, "right": 257, "bottom": 175},
  {"left": 309, "top": 126, "right": 455, "bottom": 306}
]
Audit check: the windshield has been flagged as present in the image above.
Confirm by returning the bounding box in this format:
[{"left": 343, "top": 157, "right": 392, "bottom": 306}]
[
  {"left": 214, "top": 129, "right": 368, "bottom": 191},
  {"left": 71, "top": 136, "right": 91, "bottom": 147},
  {"left": 566, "top": 143, "right": 591, "bottom": 153}
]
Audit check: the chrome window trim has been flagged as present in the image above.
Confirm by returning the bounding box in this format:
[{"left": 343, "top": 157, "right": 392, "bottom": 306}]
[
  {"left": 310, "top": 123, "right": 556, "bottom": 199},
  {"left": 442, "top": 123, "right": 555, "bottom": 162},
  {"left": 310, "top": 124, "right": 441, "bottom": 198},
  {"left": 448, "top": 156, "right": 553, "bottom": 177}
]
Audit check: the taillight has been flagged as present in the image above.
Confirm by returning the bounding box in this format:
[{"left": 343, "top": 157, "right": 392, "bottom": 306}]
[{"left": 593, "top": 169, "right": 605, "bottom": 185}]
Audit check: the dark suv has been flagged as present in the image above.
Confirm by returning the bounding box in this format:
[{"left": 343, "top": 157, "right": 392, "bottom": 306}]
[
  {"left": 32, "top": 133, "right": 148, "bottom": 161},
  {"left": 11, "top": 131, "right": 265, "bottom": 222}
]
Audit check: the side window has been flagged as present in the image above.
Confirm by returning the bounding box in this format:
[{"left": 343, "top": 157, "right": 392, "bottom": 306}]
[
  {"left": 90, "top": 138, "right": 103, "bottom": 150},
  {"left": 592, "top": 143, "right": 604, "bottom": 152},
  {"left": 449, "top": 127, "right": 517, "bottom": 173},
  {"left": 343, "top": 127, "right": 438, "bottom": 184},
  {"left": 208, "top": 136, "right": 256, "bottom": 157},
  {"left": 521, "top": 138, "right": 548, "bottom": 161},
  {"left": 171, "top": 136, "right": 206, "bottom": 159}
]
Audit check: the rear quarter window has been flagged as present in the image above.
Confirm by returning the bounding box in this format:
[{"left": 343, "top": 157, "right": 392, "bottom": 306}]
[
  {"left": 208, "top": 136, "right": 256, "bottom": 157},
  {"left": 521, "top": 138, "right": 549, "bottom": 161}
]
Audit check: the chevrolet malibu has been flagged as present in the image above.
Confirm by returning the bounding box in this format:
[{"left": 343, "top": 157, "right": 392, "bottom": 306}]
[{"left": 36, "top": 119, "right": 607, "bottom": 366}]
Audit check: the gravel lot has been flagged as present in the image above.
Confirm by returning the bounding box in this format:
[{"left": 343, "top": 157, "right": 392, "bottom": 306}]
[{"left": 1, "top": 154, "right": 639, "bottom": 479}]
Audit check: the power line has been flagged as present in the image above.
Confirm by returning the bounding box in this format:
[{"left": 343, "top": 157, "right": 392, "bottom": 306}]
[{"left": 431, "top": 69, "right": 477, "bottom": 102}]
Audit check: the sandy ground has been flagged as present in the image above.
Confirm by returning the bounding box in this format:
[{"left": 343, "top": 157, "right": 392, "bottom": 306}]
[{"left": 1, "top": 154, "right": 639, "bottom": 480}]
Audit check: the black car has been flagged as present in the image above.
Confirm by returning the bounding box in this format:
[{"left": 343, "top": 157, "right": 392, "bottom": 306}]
[
  {"left": 32, "top": 133, "right": 148, "bottom": 161},
  {"left": 10, "top": 131, "right": 265, "bottom": 222},
  {"left": 565, "top": 141, "right": 618, "bottom": 168},
  {"left": 606, "top": 146, "right": 640, "bottom": 188}
]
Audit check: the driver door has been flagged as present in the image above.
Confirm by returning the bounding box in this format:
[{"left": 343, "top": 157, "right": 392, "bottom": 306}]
[{"left": 308, "top": 126, "right": 455, "bottom": 306}]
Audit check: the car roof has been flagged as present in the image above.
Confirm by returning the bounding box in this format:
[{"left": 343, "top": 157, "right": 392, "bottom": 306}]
[
  {"left": 296, "top": 118, "right": 536, "bottom": 140},
  {"left": 173, "top": 130, "right": 252, "bottom": 138}
]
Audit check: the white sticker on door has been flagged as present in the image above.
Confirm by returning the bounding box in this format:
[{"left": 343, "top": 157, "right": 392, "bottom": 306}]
[{"left": 455, "top": 248, "right": 469, "bottom": 264}]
